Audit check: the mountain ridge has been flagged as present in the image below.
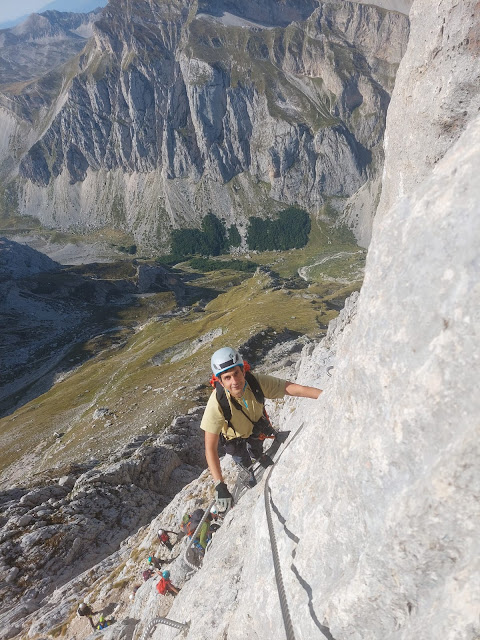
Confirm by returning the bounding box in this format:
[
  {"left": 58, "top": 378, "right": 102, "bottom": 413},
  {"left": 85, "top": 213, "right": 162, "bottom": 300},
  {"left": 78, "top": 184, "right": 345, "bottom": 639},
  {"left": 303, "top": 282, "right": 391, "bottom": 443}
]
[{"left": 0, "top": 0, "right": 409, "bottom": 250}]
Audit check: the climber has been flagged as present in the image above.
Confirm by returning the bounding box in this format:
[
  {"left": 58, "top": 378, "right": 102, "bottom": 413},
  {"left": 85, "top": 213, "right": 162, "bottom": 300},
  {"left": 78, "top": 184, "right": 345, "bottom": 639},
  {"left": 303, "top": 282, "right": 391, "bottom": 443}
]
[
  {"left": 181, "top": 509, "right": 212, "bottom": 552},
  {"left": 157, "top": 529, "right": 173, "bottom": 550},
  {"left": 210, "top": 505, "right": 221, "bottom": 534},
  {"left": 209, "top": 505, "right": 221, "bottom": 533},
  {"left": 156, "top": 570, "right": 180, "bottom": 596},
  {"left": 202, "top": 346, "right": 322, "bottom": 510},
  {"left": 77, "top": 602, "right": 96, "bottom": 629},
  {"left": 142, "top": 568, "right": 155, "bottom": 581},
  {"left": 129, "top": 584, "right": 140, "bottom": 600},
  {"left": 147, "top": 555, "right": 161, "bottom": 570},
  {"left": 96, "top": 614, "right": 112, "bottom": 630},
  {"left": 195, "top": 512, "right": 213, "bottom": 553}
]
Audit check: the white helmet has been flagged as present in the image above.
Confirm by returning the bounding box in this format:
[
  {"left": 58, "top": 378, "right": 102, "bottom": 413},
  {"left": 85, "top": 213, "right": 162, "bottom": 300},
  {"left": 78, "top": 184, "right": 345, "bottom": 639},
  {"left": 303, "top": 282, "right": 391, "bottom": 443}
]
[
  {"left": 210, "top": 505, "right": 218, "bottom": 514},
  {"left": 211, "top": 347, "right": 244, "bottom": 376},
  {"left": 158, "top": 529, "right": 164, "bottom": 535}
]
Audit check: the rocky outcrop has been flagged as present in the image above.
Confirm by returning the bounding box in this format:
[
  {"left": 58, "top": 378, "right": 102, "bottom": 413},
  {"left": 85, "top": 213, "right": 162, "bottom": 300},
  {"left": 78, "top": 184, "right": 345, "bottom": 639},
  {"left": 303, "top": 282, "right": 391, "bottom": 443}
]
[
  {"left": 0, "top": 409, "right": 206, "bottom": 637},
  {"left": 376, "top": 0, "right": 480, "bottom": 220},
  {"left": 0, "top": 236, "right": 60, "bottom": 278},
  {"left": 0, "top": 0, "right": 409, "bottom": 249},
  {"left": 354, "top": 0, "right": 413, "bottom": 13}
]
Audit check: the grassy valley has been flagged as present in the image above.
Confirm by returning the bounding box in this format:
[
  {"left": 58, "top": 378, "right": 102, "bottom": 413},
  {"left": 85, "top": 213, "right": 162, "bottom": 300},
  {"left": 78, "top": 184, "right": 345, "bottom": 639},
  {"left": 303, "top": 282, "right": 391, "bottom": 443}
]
[{"left": 0, "top": 217, "right": 365, "bottom": 487}]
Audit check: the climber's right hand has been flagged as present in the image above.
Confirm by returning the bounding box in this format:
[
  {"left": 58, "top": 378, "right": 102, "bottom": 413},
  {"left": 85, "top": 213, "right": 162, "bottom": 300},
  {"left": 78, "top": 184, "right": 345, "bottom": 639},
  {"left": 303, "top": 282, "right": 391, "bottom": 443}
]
[{"left": 215, "top": 482, "right": 233, "bottom": 512}]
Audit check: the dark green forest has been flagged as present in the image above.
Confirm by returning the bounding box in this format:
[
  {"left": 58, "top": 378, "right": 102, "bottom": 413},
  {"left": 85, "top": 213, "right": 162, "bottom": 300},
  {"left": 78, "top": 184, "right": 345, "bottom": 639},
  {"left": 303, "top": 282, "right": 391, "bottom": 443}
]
[
  {"left": 246, "top": 208, "right": 311, "bottom": 251},
  {"left": 167, "top": 208, "right": 310, "bottom": 262}
]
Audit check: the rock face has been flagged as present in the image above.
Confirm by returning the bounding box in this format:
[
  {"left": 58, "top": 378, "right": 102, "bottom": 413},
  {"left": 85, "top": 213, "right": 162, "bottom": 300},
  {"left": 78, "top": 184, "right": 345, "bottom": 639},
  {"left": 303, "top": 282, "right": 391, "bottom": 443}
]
[
  {"left": 354, "top": 0, "right": 413, "bottom": 13},
  {"left": 0, "top": 236, "right": 60, "bottom": 278},
  {"left": 376, "top": 0, "right": 480, "bottom": 220},
  {"left": 127, "top": 1, "right": 477, "bottom": 638},
  {"left": 0, "top": 0, "right": 409, "bottom": 248}
]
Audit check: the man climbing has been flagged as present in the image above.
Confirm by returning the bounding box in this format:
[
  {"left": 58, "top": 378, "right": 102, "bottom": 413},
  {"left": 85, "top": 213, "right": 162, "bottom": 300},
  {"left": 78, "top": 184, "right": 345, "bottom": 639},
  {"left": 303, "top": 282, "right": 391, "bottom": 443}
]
[
  {"left": 147, "top": 555, "right": 161, "bottom": 570},
  {"left": 156, "top": 570, "right": 180, "bottom": 596},
  {"left": 181, "top": 509, "right": 212, "bottom": 553},
  {"left": 157, "top": 529, "right": 173, "bottom": 550},
  {"left": 201, "top": 346, "right": 322, "bottom": 511},
  {"left": 77, "top": 602, "right": 96, "bottom": 630}
]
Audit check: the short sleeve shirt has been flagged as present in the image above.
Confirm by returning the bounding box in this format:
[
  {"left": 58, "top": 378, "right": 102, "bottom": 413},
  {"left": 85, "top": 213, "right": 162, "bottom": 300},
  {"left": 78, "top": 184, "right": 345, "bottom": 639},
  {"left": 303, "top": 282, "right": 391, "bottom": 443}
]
[{"left": 200, "top": 373, "right": 286, "bottom": 440}]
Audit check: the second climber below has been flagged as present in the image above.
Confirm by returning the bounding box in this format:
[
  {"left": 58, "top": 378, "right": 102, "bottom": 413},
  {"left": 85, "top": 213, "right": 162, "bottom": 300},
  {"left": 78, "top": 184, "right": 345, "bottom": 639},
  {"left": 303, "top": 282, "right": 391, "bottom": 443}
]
[{"left": 201, "top": 346, "right": 322, "bottom": 511}]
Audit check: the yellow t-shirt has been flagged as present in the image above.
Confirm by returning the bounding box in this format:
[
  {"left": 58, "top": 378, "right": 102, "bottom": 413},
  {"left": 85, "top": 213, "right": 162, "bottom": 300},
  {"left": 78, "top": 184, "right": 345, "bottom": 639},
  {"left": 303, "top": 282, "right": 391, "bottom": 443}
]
[{"left": 200, "top": 373, "right": 286, "bottom": 440}]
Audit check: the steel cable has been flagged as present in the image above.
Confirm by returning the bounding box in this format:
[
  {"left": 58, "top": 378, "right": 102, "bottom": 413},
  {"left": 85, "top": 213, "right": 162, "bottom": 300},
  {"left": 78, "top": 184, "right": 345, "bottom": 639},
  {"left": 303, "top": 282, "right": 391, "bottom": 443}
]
[
  {"left": 264, "top": 466, "right": 296, "bottom": 640},
  {"left": 139, "top": 616, "right": 188, "bottom": 640}
]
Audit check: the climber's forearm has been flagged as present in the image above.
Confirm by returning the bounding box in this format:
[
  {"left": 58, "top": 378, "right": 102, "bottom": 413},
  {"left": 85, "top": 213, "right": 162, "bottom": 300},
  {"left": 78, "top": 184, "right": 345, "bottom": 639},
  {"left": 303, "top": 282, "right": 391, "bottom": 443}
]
[
  {"left": 284, "top": 382, "right": 323, "bottom": 399},
  {"left": 205, "top": 431, "right": 223, "bottom": 483}
]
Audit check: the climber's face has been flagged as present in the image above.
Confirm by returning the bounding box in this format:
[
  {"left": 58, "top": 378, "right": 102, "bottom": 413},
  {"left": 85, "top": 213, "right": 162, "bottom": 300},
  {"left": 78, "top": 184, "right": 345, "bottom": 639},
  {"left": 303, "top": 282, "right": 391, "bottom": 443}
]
[{"left": 218, "top": 366, "right": 246, "bottom": 398}]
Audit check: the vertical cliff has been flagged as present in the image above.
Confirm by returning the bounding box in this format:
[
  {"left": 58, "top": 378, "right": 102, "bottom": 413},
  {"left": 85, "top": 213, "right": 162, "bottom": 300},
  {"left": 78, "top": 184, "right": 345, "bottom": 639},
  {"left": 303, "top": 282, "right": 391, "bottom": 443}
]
[
  {"left": 0, "top": 0, "right": 409, "bottom": 249},
  {"left": 145, "top": 1, "right": 479, "bottom": 638}
]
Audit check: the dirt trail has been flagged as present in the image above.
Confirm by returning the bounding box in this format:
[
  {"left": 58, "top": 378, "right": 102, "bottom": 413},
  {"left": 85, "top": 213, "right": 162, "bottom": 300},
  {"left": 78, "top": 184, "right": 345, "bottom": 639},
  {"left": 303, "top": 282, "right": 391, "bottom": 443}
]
[{"left": 297, "top": 251, "right": 363, "bottom": 281}]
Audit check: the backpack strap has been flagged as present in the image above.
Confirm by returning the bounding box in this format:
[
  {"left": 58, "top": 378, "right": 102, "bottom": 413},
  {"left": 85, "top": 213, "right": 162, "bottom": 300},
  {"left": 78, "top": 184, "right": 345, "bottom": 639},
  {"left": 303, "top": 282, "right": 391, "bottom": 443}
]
[
  {"left": 245, "top": 371, "right": 265, "bottom": 405},
  {"left": 215, "top": 381, "right": 232, "bottom": 423}
]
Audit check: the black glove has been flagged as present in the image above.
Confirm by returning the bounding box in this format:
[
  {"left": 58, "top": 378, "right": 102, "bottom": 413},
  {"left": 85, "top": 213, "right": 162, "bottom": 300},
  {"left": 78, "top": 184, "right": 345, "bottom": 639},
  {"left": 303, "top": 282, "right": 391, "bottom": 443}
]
[
  {"left": 215, "top": 482, "right": 233, "bottom": 511},
  {"left": 259, "top": 454, "right": 274, "bottom": 468}
]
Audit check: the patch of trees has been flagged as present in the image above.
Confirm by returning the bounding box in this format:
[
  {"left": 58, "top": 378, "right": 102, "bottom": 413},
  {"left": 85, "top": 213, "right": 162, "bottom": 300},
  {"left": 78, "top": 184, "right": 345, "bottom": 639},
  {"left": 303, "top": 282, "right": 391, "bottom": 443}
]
[
  {"left": 166, "top": 207, "right": 310, "bottom": 261},
  {"left": 246, "top": 208, "right": 311, "bottom": 251},
  {"left": 227, "top": 225, "right": 241, "bottom": 247},
  {"left": 171, "top": 213, "right": 230, "bottom": 257}
]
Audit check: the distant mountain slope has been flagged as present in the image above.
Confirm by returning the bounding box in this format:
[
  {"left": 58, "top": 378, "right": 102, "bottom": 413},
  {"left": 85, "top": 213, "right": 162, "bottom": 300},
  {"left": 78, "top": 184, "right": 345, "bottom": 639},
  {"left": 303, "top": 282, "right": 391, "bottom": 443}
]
[
  {"left": 0, "top": 0, "right": 409, "bottom": 250},
  {"left": 0, "top": 8, "right": 103, "bottom": 86},
  {"left": 0, "top": 235, "right": 59, "bottom": 278},
  {"left": 0, "top": 0, "right": 107, "bottom": 30},
  {"left": 353, "top": 0, "right": 413, "bottom": 13}
]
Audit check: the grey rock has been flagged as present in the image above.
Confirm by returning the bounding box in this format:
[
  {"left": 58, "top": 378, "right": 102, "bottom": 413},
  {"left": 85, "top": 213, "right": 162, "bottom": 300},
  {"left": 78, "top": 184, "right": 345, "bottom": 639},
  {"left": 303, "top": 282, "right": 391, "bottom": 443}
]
[
  {"left": 0, "top": 237, "right": 60, "bottom": 280},
  {"left": 353, "top": 0, "right": 413, "bottom": 13},
  {"left": 5, "top": 567, "right": 20, "bottom": 584},
  {"left": 58, "top": 475, "right": 76, "bottom": 489},
  {"left": 92, "top": 407, "right": 110, "bottom": 420},
  {"left": 376, "top": 0, "right": 480, "bottom": 222},
  {"left": 0, "top": 409, "right": 207, "bottom": 631},
  {"left": 1, "top": 626, "right": 21, "bottom": 640},
  {"left": 0, "top": 530, "right": 18, "bottom": 543},
  {"left": 21, "top": 526, "right": 59, "bottom": 551},
  {"left": 15, "top": 514, "right": 34, "bottom": 527},
  {"left": 33, "top": 509, "right": 52, "bottom": 518}
]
